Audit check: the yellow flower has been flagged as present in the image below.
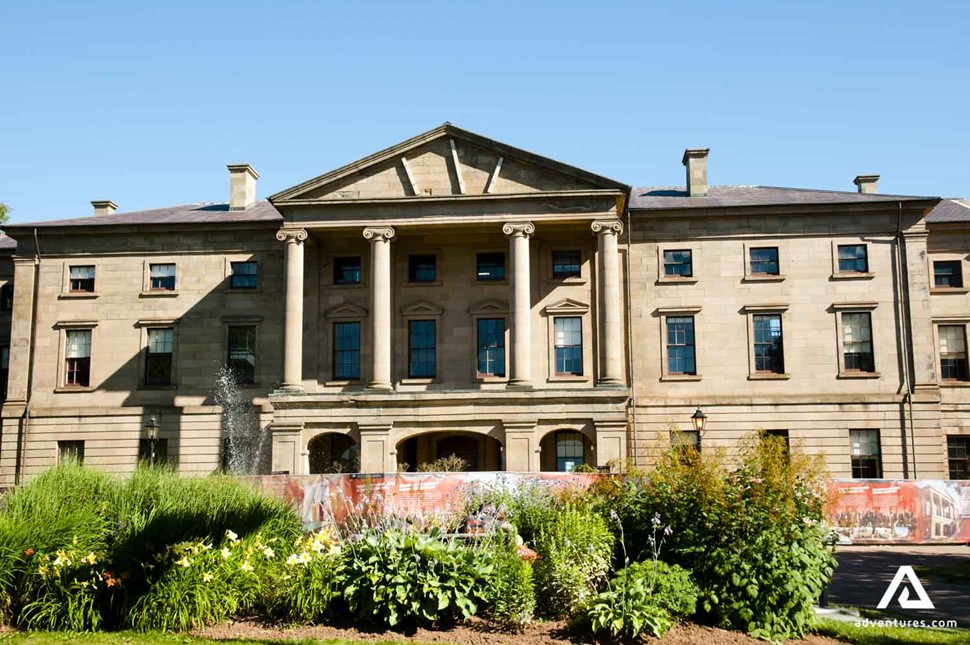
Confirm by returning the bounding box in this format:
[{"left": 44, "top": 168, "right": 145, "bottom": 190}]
[
  {"left": 83, "top": 552, "right": 97, "bottom": 565},
  {"left": 53, "top": 551, "right": 71, "bottom": 568},
  {"left": 38, "top": 566, "right": 49, "bottom": 576}
]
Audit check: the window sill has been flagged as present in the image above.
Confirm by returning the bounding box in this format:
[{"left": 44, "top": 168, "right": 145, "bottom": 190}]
[
  {"left": 656, "top": 277, "right": 698, "bottom": 285},
  {"left": 324, "top": 380, "right": 361, "bottom": 387},
  {"left": 831, "top": 272, "right": 875, "bottom": 281},
  {"left": 400, "top": 378, "right": 436, "bottom": 385},
  {"left": 748, "top": 373, "right": 791, "bottom": 380},
  {"left": 940, "top": 380, "right": 970, "bottom": 388},
  {"left": 930, "top": 288, "right": 970, "bottom": 295},
  {"left": 660, "top": 374, "right": 702, "bottom": 382},
  {"left": 139, "top": 291, "right": 179, "bottom": 298},
  {"left": 54, "top": 386, "right": 95, "bottom": 393},
  {"left": 476, "top": 375, "right": 509, "bottom": 383},
  {"left": 838, "top": 371, "right": 881, "bottom": 379},
  {"left": 227, "top": 287, "right": 262, "bottom": 294},
  {"left": 402, "top": 281, "right": 442, "bottom": 288},
  {"left": 742, "top": 275, "right": 785, "bottom": 283},
  {"left": 58, "top": 292, "right": 99, "bottom": 299},
  {"left": 545, "top": 276, "right": 587, "bottom": 285},
  {"left": 547, "top": 374, "right": 589, "bottom": 383}
]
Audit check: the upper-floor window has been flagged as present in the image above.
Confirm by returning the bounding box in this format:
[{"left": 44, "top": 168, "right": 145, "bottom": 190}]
[
  {"left": 749, "top": 247, "right": 779, "bottom": 276},
  {"left": 0, "top": 344, "right": 8, "bottom": 399},
  {"left": 553, "top": 316, "right": 583, "bottom": 376},
  {"left": 408, "top": 255, "right": 437, "bottom": 283},
  {"left": 408, "top": 320, "right": 436, "bottom": 378},
  {"left": 65, "top": 329, "right": 92, "bottom": 387},
  {"left": 333, "top": 321, "right": 361, "bottom": 380},
  {"left": 849, "top": 429, "right": 882, "bottom": 478},
  {"left": 229, "top": 261, "right": 258, "bottom": 289},
  {"left": 837, "top": 244, "right": 868, "bottom": 273},
  {"left": 0, "top": 284, "right": 11, "bottom": 311},
  {"left": 227, "top": 326, "right": 256, "bottom": 384},
  {"left": 552, "top": 250, "right": 582, "bottom": 279},
  {"left": 145, "top": 328, "right": 174, "bottom": 386},
  {"left": 476, "top": 252, "right": 505, "bottom": 281},
  {"left": 666, "top": 316, "right": 696, "bottom": 375},
  {"left": 334, "top": 256, "right": 362, "bottom": 285},
  {"left": 841, "top": 312, "right": 874, "bottom": 372},
  {"left": 663, "top": 249, "right": 693, "bottom": 278},
  {"left": 477, "top": 318, "right": 505, "bottom": 377},
  {"left": 939, "top": 325, "right": 969, "bottom": 381},
  {"left": 753, "top": 314, "right": 784, "bottom": 374},
  {"left": 934, "top": 260, "right": 963, "bottom": 289},
  {"left": 948, "top": 436, "right": 969, "bottom": 480},
  {"left": 69, "top": 266, "right": 96, "bottom": 293},
  {"left": 149, "top": 263, "right": 176, "bottom": 291}
]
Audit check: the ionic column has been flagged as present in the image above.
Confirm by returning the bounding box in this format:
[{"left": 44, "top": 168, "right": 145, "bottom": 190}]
[
  {"left": 503, "top": 222, "right": 535, "bottom": 388},
  {"left": 276, "top": 228, "right": 308, "bottom": 392},
  {"left": 363, "top": 226, "right": 396, "bottom": 390},
  {"left": 592, "top": 220, "right": 624, "bottom": 386}
]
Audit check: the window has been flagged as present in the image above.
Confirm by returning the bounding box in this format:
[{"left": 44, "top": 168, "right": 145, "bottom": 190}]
[
  {"left": 850, "top": 429, "right": 882, "bottom": 478},
  {"left": 0, "top": 284, "right": 12, "bottom": 311},
  {"left": 334, "top": 256, "right": 362, "bottom": 285},
  {"left": 476, "top": 252, "right": 505, "bottom": 281},
  {"left": 663, "top": 249, "right": 693, "bottom": 277},
  {"left": 138, "top": 438, "right": 170, "bottom": 464},
  {"left": 69, "top": 266, "right": 96, "bottom": 292},
  {"left": 149, "top": 263, "right": 176, "bottom": 290},
  {"left": 749, "top": 247, "right": 779, "bottom": 276},
  {"left": 145, "top": 328, "right": 174, "bottom": 386},
  {"left": 753, "top": 314, "right": 784, "bottom": 374},
  {"left": 229, "top": 261, "right": 258, "bottom": 289},
  {"left": 948, "top": 436, "right": 970, "bottom": 480},
  {"left": 0, "top": 344, "right": 8, "bottom": 399},
  {"left": 333, "top": 322, "right": 361, "bottom": 380},
  {"left": 939, "top": 325, "right": 969, "bottom": 381},
  {"left": 408, "top": 254, "right": 437, "bottom": 283},
  {"left": 553, "top": 317, "right": 583, "bottom": 376},
  {"left": 408, "top": 320, "right": 436, "bottom": 378},
  {"left": 763, "top": 429, "right": 790, "bottom": 456},
  {"left": 842, "top": 312, "right": 874, "bottom": 372},
  {"left": 552, "top": 250, "right": 582, "bottom": 279},
  {"left": 227, "top": 326, "right": 256, "bottom": 384},
  {"left": 555, "top": 431, "right": 586, "bottom": 472},
  {"left": 64, "top": 329, "right": 92, "bottom": 387},
  {"left": 666, "top": 316, "right": 696, "bottom": 375},
  {"left": 934, "top": 260, "right": 963, "bottom": 288},
  {"left": 477, "top": 318, "right": 505, "bottom": 377},
  {"left": 838, "top": 244, "right": 868, "bottom": 273},
  {"left": 671, "top": 429, "right": 700, "bottom": 459},
  {"left": 58, "top": 440, "right": 85, "bottom": 464}
]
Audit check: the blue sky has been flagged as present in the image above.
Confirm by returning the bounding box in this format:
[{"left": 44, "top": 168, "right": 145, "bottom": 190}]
[{"left": 1, "top": 1, "right": 968, "bottom": 222}]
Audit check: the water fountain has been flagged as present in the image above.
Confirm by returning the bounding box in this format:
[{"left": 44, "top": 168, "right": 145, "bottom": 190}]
[{"left": 213, "top": 366, "right": 268, "bottom": 475}]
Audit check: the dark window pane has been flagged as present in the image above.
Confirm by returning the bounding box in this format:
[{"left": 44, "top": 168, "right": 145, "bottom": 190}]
[
  {"left": 850, "top": 429, "right": 882, "bottom": 478},
  {"left": 555, "top": 431, "right": 586, "bottom": 472},
  {"left": 554, "top": 317, "right": 583, "bottom": 376},
  {"left": 139, "top": 438, "right": 170, "bottom": 464},
  {"left": 842, "top": 312, "right": 874, "bottom": 372},
  {"left": 69, "top": 266, "right": 96, "bottom": 292},
  {"left": 476, "top": 252, "right": 505, "bottom": 281},
  {"left": 0, "top": 345, "right": 8, "bottom": 399},
  {"left": 934, "top": 261, "right": 964, "bottom": 288},
  {"left": 229, "top": 261, "right": 258, "bottom": 289},
  {"left": 666, "top": 316, "right": 696, "bottom": 375},
  {"left": 838, "top": 245, "right": 868, "bottom": 273},
  {"left": 477, "top": 318, "right": 505, "bottom": 376},
  {"left": 749, "top": 247, "right": 779, "bottom": 275},
  {"left": 227, "top": 326, "right": 256, "bottom": 384},
  {"left": 333, "top": 322, "right": 361, "bottom": 380},
  {"left": 408, "top": 320, "right": 436, "bottom": 378},
  {"left": 334, "top": 256, "right": 362, "bottom": 285},
  {"left": 948, "top": 437, "right": 970, "bottom": 480},
  {"left": 939, "top": 325, "right": 969, "bottom": 381},
  {"left": 408, "top": 255, "right": 437, "bottom": 282},
  {"left": 753, "top": 314, "right": 784, "bottom": 373},
  {"left": 145, "top": 328, "right": 174, "bottom": 386},
  {"left": 0, "top": 284, "right": 12, "bottom": 311},
  {"left": 58, "top": 440, "right": 85, "bottom": 464},
  {"left": 150, "top": 263, "right": 176, "bottom": 290},
  {"left": 552, "top": 251, "right": 582, "bottom": 279},
  {"left": 65, "top": 329, "right": 92, "bottom": 387},
  {"left": 663, "top": 250, "right": 693, "bottom": 277}
]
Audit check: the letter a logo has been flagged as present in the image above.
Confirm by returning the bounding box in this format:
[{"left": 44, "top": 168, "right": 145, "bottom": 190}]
[{"left": 877, "top": 565, "right": 935, "bottom": 609}]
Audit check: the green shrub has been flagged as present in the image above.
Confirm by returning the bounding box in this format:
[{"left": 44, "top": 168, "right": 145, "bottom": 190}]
[
  {"left": 265, "top": 527, "right": 344, "bottom": 623},
  {"left": 583, "top": 575, "right": 672, "bottom": 639},
  {"left": 340, "top": 527, "right": 493, "bottom": 628},
  {"left": 532, "top": 503, "right": 614, "bottom": 618},
  {"left": 610, "top": 431, "right": 836, "bottom": 640},
  {"left": 481, "top": 535, "right": 535, "bottom": 631},
  {"left": 614, "top": 560, "right": 699, "bottom": 618}
]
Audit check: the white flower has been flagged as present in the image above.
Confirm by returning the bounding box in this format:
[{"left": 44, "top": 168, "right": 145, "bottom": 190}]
[
  {"left": 176, "top": 556, "right": 191, "bottom": 568},
  {"left": 202, "top": 572, "right": 213, "bottom": 583},
  {"left": 285, "top": 554, "right": 300, "bottom": 567},
  {"left": 240, "top": 561, "right": 254, "bottom": 572},
  {"left": 220, "top": 547, "right": 231, "bottom": 560},
  {"left": 262, "top": 546, "right": 275, "bottom": 559},
  {"left": 226, "top": 529, "right": 239, "bottom": 543}
]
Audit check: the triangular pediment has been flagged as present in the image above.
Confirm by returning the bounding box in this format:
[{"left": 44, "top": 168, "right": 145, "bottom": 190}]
[
  {"left": 543, "top": 298, "right": 590, "bottom": 315},
  {"left": 325, "top": 302, "right": 368, "bottom": 319},
  {"left": 468, "top": 299, "right": 509, "bottom": 315},
  {"left": 400, "top": 300, "right": 444, "bottom": 316},
  {"left": 270, "top": 123, "right": 627, "bottom": 203}
]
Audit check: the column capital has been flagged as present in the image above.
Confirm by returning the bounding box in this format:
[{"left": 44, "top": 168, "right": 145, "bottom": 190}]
[
  {"left": 276, "top": 228, "right": 308, "bottom": 243},
  {"left": 502, "top": 221, "right": 535, "bottom": 238},
  {"left": 591, "top": 219, "right": 623, "bottom": 236},
  {"left": 363, "top": 226, "right": 396, "bottom": 242}
]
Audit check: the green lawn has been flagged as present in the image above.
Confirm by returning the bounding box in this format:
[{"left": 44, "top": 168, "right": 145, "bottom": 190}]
[
  {"left": 813, "top": 618, "right": 969, "bottom": 645},
  {"left": 0, "top": 634, "right": 413, "bottom": 645}
]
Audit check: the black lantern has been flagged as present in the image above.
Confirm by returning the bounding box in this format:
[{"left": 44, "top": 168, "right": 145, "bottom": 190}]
[
  {"left": 690, "top": 406, "right": 707, "bottom": 449},
  {"left": 146, "top": 415, "right": 160, "bottom": 467}
]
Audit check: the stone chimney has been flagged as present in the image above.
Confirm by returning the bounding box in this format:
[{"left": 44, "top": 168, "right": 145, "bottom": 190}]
[
  {"left": 853, "top": 174, "right": 879, "bottom": 194},
  {"left": 682, "top": 148, "right": 710, "bottom": 197},
  {"left": 228, "top": 164, "right": 259, "bottom": 211},
  {"left": 91, "top": 200, "right": 118, "bottom": 217}
]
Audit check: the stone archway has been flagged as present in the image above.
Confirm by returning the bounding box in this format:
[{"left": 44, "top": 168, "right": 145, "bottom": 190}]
[
  {"left": 539, "top": 429, "right": 593, "bottom": 472},
  {"left": 308, "top": 433, "right": 359, "bottom": 474},
  {"left": 396, "top": 431, "right": 502, "bottom": 472}
]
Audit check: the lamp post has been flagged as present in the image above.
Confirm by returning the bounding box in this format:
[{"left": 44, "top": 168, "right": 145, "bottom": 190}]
[
  {"left": 690, "top": 406, "right": 707, "bottom": 450},
  {"left": 146, "top": 416, "right": 159, "bottom": 467}
]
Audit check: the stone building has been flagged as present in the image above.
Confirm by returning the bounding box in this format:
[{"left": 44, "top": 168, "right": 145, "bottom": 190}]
[{"left": 0, "top": 124, "right": 967, "bottom": 484}]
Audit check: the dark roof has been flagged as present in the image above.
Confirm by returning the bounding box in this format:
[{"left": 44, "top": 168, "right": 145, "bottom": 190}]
[
  {"left": 7, "top": 200, "right": 282, "bottom": 230},
  {"left": 926, "top": 199, "right": 970, "bottom": 224},
  {"left": 630, "top": 185, "right": 938, "bottom": 210},
  {"left": 0, "top": 235, "right": 16, "bottom": 251}
]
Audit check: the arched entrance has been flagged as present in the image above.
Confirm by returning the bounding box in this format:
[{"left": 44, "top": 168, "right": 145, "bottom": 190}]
[
  {"left": 539, "top": 430, "right": 593, "bottom": 472},
  {"left": 396, "top": 431, "right": 502, "bottom": 471},
  {"left": 308, "top": 433, "right": 359, "bottom": 473}
]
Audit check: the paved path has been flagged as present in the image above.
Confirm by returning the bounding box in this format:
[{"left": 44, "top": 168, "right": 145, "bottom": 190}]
[{"left": 826, "top": 545, "right": 970, "bottom": 627}]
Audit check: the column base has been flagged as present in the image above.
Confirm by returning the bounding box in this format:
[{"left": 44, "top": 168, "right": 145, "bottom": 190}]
[
  {"left": 505, "top": 380, "right": 534, "bottom": 390},
  {"left": 273, "top": 384, "right": 305, "bottom": 395},
  {"left": 595, "top": 378, "right": 626, "bottom": 388},
  {"left": 367, "top": 381, "right": 394, "bottom": 391}
]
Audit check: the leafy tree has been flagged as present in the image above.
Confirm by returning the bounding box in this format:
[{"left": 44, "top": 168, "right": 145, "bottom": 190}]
[{"left": 0, "top": 202, "right": 8, "bottom": 226}]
